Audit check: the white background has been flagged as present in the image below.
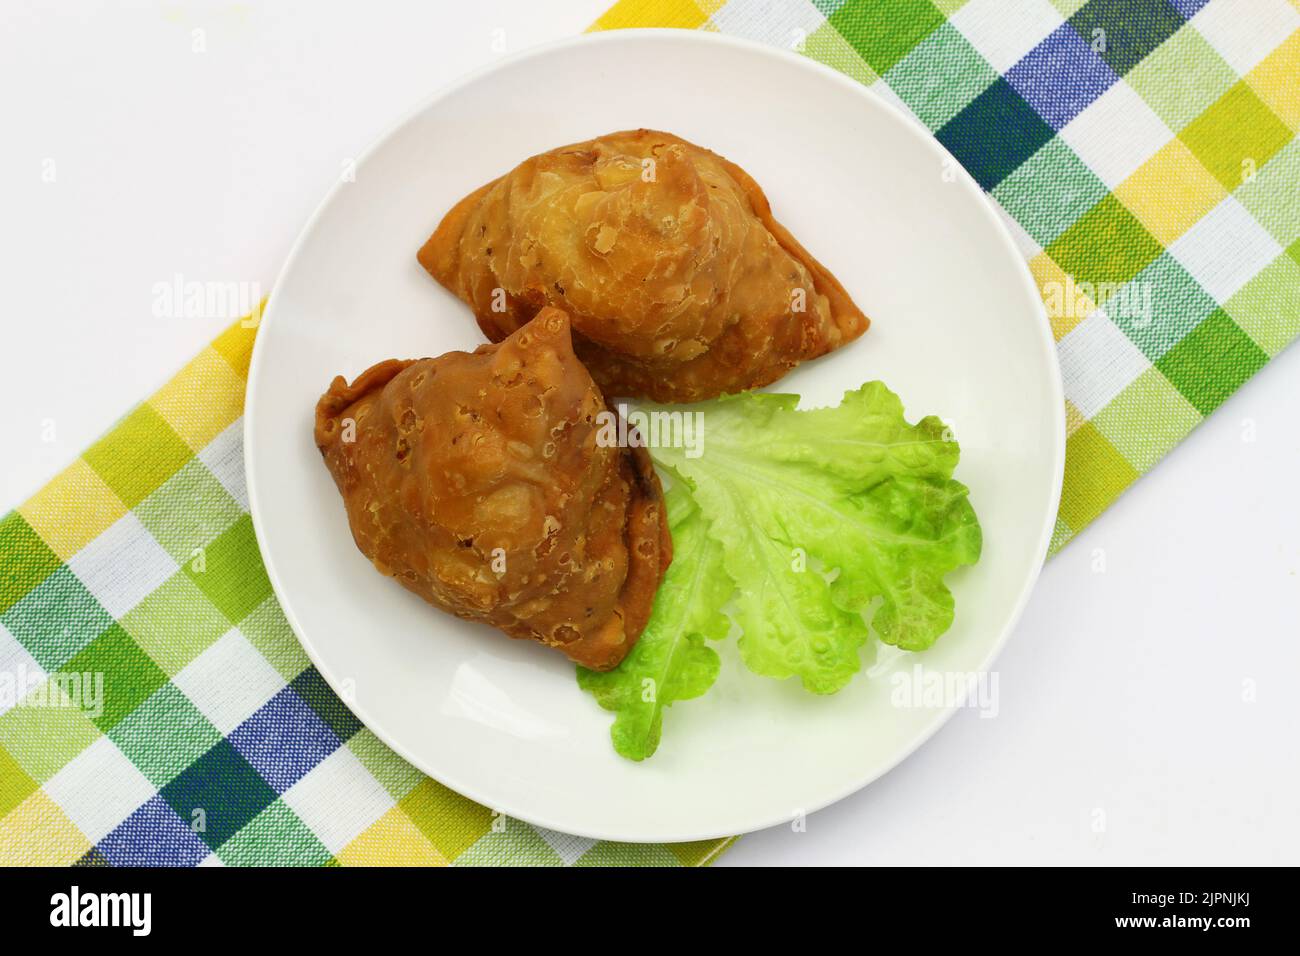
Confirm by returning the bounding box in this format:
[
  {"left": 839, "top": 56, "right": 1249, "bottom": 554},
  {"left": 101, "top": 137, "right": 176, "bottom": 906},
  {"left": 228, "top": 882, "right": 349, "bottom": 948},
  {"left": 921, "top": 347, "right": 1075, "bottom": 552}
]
[{"left": 2, "top": 0, "right": 1296, "bottom": 866}]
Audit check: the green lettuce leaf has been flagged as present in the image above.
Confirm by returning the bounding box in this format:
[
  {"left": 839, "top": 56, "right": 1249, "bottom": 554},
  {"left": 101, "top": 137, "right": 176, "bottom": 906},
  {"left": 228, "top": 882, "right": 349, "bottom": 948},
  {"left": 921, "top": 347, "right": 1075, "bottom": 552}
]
[
  {"left": 649, "top": 382, "right": 981, "bottom": 693},
  {"left": 576, "top": 482, "right": 731, "bottom": 761},
  {"left": 579, "top": 381, "right": 982, "bottom": 760}
]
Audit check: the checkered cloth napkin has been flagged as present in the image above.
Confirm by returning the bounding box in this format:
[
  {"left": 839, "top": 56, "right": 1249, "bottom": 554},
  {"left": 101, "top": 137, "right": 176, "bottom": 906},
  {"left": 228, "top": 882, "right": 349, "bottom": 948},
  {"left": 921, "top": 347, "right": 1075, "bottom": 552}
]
[{"left": 2, "top": 0, "right": 1297, "bottom": 866}]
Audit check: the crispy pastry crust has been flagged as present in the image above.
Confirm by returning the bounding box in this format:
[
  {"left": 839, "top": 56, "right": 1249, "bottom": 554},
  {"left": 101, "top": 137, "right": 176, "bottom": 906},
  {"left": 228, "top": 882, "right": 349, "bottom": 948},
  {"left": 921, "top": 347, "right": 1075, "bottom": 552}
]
[
  {"left": 314, "top": 308, "right": 671, "bottom": 670},
  {"left": 418, "top": 129, "right": 869, "bottom": 402}
]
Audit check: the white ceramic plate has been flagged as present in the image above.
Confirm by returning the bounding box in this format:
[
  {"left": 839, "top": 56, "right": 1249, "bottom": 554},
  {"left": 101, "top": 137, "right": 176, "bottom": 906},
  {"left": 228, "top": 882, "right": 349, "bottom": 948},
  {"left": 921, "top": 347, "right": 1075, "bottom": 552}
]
[{"left": 246, "top": 29, "right": 1064, "bottom": 843}]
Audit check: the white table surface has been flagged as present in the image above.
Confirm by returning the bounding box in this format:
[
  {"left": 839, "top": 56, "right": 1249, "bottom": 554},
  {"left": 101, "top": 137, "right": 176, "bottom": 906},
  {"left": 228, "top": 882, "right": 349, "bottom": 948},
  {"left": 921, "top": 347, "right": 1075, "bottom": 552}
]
[{"left": 3, "top": 0, "right": 1296, "bottom": 866}]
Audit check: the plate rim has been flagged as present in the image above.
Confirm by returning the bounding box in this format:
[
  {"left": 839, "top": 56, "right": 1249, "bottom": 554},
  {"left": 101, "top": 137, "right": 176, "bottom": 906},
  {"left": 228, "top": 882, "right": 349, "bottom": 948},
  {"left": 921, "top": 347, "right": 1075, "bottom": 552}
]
[{"left": 244, "top": 27, "right": 1066, "bottom": 843}]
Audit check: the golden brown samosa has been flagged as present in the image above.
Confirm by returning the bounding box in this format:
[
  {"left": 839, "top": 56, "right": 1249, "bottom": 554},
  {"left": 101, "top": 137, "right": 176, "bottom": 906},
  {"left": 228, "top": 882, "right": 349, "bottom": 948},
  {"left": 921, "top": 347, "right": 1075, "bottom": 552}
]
[
  {"left": 418, "top": 129, "right": 868, "bottom": 402},
  {"left": 313, "top": 307, "right": 671, "bottom": 670}
]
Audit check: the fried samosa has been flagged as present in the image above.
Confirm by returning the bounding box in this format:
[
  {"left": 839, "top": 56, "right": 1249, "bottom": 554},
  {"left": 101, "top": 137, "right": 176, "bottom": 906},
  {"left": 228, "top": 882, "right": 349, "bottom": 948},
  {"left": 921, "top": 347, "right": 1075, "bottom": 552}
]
[
  {"left": 314, "top": 307, "right": 671, "bottom": 670},
  {"left": 418, "top": 129, "right": 869, "bottom": 402}
]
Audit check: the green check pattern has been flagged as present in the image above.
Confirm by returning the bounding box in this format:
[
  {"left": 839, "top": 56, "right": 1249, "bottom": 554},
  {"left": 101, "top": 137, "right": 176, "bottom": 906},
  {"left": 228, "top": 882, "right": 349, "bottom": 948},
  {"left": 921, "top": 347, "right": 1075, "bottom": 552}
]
[{"left": 3, "top": 0, "right": 1298, "bottom": 866}]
